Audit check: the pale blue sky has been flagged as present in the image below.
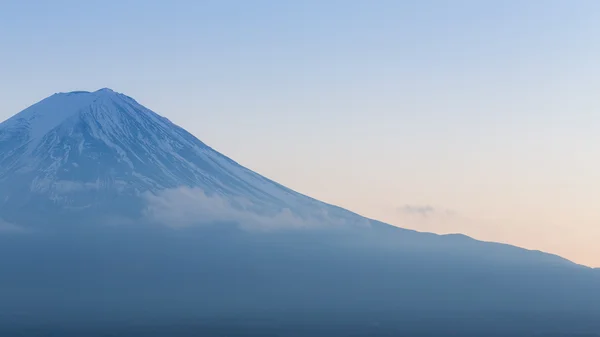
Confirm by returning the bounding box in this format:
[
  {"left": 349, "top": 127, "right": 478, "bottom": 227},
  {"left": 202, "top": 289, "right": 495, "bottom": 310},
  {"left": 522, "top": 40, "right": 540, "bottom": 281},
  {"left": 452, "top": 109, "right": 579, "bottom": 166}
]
[{"left": 2, "top": 0, "right": 600, "bottom": 266}]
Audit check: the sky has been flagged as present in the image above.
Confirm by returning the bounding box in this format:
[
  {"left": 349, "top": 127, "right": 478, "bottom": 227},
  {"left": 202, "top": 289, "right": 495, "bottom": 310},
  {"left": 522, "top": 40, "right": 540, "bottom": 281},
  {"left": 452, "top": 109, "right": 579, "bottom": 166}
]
[{"left": 1, "top": 0, "right": 600, "bottom": 267}]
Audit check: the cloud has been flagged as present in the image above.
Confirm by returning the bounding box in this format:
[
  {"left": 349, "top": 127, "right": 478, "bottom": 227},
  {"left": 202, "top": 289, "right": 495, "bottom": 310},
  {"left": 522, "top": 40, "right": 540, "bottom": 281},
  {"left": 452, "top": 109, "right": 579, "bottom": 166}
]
[
  {"left": 398, "top": 205, "right": 437, "bottom": 217},
  {"left": 394, "top": 204, "right": 461, "bottom": 228},
  {"left": 397, "top": 204, "right": 457, "bottom": 218},
  {"left": 0, "top": 218, "right": 29, "bottom": 234},
  {"left": 142, "top": 187, "right": 370, "bottom": 231},
  {"left": 393, "top": 204, "right": 483, "bottom": 235}
]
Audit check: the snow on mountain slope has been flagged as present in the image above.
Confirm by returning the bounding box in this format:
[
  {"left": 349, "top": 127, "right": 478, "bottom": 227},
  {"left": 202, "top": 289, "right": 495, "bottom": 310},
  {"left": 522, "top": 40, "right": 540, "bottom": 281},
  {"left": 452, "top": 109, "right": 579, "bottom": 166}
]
[{"left": 0, "top": 88, "right": 367, "bottom": 227}]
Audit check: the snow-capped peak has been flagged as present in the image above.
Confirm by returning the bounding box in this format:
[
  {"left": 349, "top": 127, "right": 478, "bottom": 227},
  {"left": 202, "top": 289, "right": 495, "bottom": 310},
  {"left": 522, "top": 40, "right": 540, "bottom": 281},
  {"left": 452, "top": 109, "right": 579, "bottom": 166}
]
[
  {"left": 94, "top": 87, "right": 117, "bottom": 94},
  {"left": 0, "top": 88, "right": 129, "bottom": 145}
]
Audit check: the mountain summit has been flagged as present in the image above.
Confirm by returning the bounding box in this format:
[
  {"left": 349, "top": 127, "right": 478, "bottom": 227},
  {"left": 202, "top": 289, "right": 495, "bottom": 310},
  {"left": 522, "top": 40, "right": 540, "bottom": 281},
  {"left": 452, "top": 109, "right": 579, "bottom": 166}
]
[{"left": 0, "top": 89, "right": 362, "bottom": 227}]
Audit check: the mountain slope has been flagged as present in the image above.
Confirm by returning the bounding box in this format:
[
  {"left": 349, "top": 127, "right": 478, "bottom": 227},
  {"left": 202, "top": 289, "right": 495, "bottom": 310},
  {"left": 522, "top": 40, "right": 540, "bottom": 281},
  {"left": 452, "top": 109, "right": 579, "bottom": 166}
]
[
  {"left": 0, "top": 88, "right": 281, "bottom": 198},
  {"left": 0, "top": 88, "right": 365, "bottom": 227},
  {"left": 0, "top": 88, "right": 581, "bottom": 266},
  {"left": 1, "top": 88, "right": 599, "bottom": 335},
  {"left": 0, "top": 89, "right": 586, "bottom": 263}
]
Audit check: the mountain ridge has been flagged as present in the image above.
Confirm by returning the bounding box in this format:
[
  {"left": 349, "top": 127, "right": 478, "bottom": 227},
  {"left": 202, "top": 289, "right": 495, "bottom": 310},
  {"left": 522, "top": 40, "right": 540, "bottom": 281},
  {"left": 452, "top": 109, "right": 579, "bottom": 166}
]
[
  {"left": 0, "top": 88, "right": 374, "bottom": 230},
  {"left": 0, "top": 88, "right": 587, "bottom": 271},
  {"left": 2, "top": 89, "right": 600, "bottom": 334}
]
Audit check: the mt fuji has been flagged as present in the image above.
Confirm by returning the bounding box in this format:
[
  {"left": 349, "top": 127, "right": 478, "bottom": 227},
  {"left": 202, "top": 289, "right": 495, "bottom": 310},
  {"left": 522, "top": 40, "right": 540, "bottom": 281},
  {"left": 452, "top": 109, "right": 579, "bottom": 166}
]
[
  {"left": 1, "top": 89, "right": 599, "bottom": 336},
  {"left": 0, "top": 88, "right": 364, "bottom": 229}
]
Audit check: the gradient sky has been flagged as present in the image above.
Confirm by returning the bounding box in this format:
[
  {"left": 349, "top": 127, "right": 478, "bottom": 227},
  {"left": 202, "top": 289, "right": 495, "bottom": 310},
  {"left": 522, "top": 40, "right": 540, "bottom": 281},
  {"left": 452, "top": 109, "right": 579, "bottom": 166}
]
[{"left": 1, "top": 0, "right": 600, "bottom": 267}]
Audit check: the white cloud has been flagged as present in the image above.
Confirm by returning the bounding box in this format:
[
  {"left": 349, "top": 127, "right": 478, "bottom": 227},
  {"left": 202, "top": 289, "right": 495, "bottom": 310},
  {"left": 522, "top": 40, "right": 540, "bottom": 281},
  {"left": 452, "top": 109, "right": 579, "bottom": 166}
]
[
  {"left": 142, "top": 187, "right": 371, "bottom": 231},
  {"left": 397, "top": 204, "right": 456, "bottom": 218},
  {"left": 0, "top": 218, "right": 28, "bottom": 234}
]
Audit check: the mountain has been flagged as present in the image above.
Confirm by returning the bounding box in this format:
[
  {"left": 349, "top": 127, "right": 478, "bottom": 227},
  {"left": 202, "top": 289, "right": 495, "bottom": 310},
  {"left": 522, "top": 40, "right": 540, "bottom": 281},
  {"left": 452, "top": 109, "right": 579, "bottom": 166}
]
[
  {"left": 0, "top": 89, "right": 366, "bottom": 228},
  {"left": 1, "top": 89, "right": 599, "bottom": 336}
]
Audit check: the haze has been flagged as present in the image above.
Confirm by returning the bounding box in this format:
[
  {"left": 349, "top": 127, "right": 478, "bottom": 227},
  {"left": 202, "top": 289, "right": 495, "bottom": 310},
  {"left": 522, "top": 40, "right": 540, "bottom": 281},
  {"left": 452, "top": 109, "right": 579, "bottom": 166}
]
[{"left": 1, "top": 0, "right": 599, "bottom": 267}]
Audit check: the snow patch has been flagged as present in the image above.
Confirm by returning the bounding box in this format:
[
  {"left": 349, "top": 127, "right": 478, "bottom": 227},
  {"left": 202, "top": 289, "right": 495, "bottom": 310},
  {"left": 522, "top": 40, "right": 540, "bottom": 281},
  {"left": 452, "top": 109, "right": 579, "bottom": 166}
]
[
  {"left": 53, "top": 180, "right": 102, "bottom": 193},
  {"left": 0, "top": 91, "right": 96, "bottom": 145}
]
